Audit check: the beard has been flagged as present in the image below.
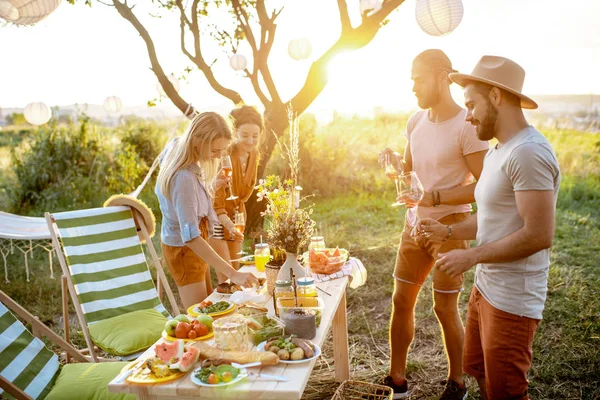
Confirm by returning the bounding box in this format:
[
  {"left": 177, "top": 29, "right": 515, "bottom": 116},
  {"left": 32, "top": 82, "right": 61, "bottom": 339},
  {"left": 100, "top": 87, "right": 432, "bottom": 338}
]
[
  {"left": 416, "top": 88, "right": 441, "bottom": 109},
  {"left": 475, "top": 101, "right": 498, "bottom": 141}
]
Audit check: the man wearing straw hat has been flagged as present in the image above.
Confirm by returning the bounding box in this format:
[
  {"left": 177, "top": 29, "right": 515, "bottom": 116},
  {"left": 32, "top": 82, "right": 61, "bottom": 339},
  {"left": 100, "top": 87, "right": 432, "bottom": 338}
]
[{"left": 418, "top": 56, "right": 561, "bottom": 399}]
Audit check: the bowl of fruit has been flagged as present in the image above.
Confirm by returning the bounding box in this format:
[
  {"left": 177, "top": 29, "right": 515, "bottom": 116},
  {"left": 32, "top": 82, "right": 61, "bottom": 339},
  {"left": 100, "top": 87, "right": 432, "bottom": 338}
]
[{"left": 303, "top": 247, "right": 349, "bottom": 275}]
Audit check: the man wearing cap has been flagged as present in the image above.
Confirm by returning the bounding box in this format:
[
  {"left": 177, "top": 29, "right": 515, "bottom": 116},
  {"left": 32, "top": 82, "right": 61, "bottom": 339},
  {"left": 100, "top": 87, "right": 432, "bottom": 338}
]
[
  {"left": 380, "top": 49, "right": 488, "bottom": 399},
  {"left": 418, "top": 56, "right": 561, "bottom": 399}
]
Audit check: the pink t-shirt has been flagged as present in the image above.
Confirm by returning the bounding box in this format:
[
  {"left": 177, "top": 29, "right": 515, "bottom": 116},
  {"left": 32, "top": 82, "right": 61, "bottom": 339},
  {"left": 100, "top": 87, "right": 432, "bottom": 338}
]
[{"left": 405, "top": 109, "right": 489, "bottom": 225}]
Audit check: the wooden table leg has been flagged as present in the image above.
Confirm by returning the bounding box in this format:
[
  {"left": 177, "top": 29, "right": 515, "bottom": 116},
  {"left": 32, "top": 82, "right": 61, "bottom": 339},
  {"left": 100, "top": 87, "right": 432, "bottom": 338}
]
[{"left": 332, "top": 290, "right": 350, "bottom": 382}]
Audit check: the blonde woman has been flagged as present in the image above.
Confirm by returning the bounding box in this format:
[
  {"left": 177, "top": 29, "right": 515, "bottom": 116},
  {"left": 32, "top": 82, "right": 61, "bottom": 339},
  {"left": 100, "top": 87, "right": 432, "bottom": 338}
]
[
  {"left": 212, "top": 105, "right": 263, "bottom": 276},
  {"left": 155, "top": 112, "right": 258, "bottom": 308}
]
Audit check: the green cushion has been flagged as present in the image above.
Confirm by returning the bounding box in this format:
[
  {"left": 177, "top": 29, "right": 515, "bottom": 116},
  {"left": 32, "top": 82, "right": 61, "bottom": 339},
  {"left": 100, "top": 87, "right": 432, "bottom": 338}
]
[
  {"left": 88, "top": 308, "right": 167, "bottom": 356},
  {"left": 45, "top": 361, "right": 135, "bottom": 400}
]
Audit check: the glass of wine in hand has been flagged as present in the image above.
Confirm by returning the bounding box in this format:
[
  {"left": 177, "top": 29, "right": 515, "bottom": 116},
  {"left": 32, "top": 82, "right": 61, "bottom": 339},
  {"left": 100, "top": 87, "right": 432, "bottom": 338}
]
[
  {"left": 221, "top": 155, "right": 238, "bottom": 201},
  {"left": 234, "top": 211, "right": 247, "bottom": 255},
  {"left": 394, "top": 171, "right": 425, "bottom": 208}
]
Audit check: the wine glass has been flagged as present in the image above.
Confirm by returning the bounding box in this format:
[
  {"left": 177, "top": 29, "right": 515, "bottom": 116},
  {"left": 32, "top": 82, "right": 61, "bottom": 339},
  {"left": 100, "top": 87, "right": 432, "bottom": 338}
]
[
  {"left": 393, "top": 171, "right": 424, "bottom": 208},
  {"left": 234, "top": 211, "right": 247, "bottom": 255},
  {"left": 383, "top": 153, "right": 402, "bottom": 181},
  {"left": 221, "top": 156, "right": 238, "bottom": 201}
]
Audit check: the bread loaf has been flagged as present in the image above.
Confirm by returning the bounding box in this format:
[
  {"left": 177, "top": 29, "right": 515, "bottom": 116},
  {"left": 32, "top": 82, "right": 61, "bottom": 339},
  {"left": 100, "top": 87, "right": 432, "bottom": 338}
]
[{"left": 190, "top": 342, "right": 279, "bottom": 365}]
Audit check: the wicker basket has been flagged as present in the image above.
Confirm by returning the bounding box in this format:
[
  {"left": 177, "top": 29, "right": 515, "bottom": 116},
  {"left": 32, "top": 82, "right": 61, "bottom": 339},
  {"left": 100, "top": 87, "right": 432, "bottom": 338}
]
[{"left": 331, "top": 380, "right": 393, "bottom": 400}]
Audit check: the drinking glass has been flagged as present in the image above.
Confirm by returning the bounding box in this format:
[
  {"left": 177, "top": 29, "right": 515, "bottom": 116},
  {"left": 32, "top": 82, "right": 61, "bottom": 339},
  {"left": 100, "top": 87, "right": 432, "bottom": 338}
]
[
  {"left": 221, "top": 156, "right": 238, "bottom": 201},
  {"left": 234, "top": 211, "right": 247, "bottom": 255},
  {"left": 393, "top": 171, "right": 424, "bottom": 207}
]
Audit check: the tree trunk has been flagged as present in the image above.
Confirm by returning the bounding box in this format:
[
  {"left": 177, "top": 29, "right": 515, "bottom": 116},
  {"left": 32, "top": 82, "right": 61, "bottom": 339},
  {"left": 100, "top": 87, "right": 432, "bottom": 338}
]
[{"left": 245, "top": 104, "right": 289, "bottom": 236}]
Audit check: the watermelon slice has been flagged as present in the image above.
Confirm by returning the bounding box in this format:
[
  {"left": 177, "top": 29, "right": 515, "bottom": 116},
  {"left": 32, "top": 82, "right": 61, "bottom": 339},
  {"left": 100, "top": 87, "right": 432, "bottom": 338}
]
[
  {"left": 170, "top": 346, "right": 200, "bottom": 372},
  {"left": 333, "top": 247, "right": 341, "bottom": 257},
  {"left": 155, "top": 339, "right": 184, "bottom": 365}
]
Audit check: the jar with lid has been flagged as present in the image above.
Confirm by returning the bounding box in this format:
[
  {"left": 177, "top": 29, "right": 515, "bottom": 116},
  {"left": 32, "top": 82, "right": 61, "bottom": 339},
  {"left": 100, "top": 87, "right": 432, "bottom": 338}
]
[
  {"left": 254, "top": 243, "right": 270, "bottom": 272},
  {"left": 308, "top": 236, "right": 326, "bottom": 252},
  {"left": 296, "top": 276, "right": 317, "bottom": 297},
  {"left": 274, "top": 280, "right": 294, "bottom": 299}
]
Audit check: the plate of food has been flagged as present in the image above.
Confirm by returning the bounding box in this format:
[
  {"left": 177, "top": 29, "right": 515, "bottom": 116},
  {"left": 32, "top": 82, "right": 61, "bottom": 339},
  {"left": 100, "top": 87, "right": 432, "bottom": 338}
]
[
  {"left": 188, "top": 300, "right": 236, "bottom": 317},
  {"left": 256, "top": 335, "right": 321, "bottom": 364},
  {"left": 191, "top": 364, "right": 248, "bottom": 387},
  {"left": 162, "top": 314, "right": 215, "bottom": 342},
  {"left": 236, "top": 254, "right": 256, "bottom": 266},
  {"left": 214, "top": 278, "right": 268, "bottom": 296},
  {"left": 302, "top": 247, "right": 349, "bottom": 275},
  {"left": 119, "top": 340, "right": 199, "bottom": 384}
]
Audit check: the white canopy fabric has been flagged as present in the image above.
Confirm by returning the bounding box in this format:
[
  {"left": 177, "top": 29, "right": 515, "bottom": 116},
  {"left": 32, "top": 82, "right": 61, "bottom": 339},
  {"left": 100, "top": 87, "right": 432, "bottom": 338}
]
[{"left": 0, "top": 211, "right": 51, "bottom": 240}]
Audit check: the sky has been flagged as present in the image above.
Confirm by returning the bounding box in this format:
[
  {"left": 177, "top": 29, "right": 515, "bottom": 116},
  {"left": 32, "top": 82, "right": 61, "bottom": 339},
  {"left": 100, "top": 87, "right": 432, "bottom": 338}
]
[{"left": 1, "top": 0, "right": 599, "bottom": 116}]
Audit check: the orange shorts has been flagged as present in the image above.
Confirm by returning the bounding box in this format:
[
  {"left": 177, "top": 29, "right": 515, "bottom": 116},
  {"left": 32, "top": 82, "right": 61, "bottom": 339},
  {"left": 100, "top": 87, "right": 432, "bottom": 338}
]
[
  {"left": 393, "top": 212, "right": 470, "bottom": 293},
  {"left": 464, "top": 288, "right": 540, "bottom": 400},
  {"left": 161, "top": 242, "right": 207, "bottom": 286}
]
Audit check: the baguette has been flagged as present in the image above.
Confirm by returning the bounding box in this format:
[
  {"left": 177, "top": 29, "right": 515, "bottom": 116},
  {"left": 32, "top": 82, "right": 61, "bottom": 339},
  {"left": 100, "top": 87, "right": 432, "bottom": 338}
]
[{"left": 190, "top": 342, "right": 279, "bottom": 366}]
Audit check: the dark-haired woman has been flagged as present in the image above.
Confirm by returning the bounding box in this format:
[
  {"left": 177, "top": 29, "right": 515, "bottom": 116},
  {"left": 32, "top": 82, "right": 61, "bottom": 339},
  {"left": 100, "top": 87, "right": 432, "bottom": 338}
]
[{"left": 211, "top": 105, "right": 264, "bottom": 276}]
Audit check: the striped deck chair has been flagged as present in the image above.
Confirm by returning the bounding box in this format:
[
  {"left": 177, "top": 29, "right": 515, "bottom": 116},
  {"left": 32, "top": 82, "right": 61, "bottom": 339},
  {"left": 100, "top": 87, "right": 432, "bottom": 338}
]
[
  {"left": 45, "top": 206, "right": 179, "bottom": 361},
  {"left": 0, "top": 289, "right": 134, "bottom": 400}
]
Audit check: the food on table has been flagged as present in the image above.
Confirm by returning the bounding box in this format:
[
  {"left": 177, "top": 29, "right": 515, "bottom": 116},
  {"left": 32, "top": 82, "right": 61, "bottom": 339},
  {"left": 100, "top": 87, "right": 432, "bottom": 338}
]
[
  {"left": 155, "top": 340, "right": 184, "bottom": 364},
  {"left": 195, "top": 314, "right": 214, "bottom": 330},
  {"left": 189, "top": 341, "right": 280, "bottom": 365},
  {"left": 194, "top": 364, "right": 241, "bottom": 385},
  {"left": 212, "top": 315, "right": 249, "bottom": 352},
  {"left": 175, "top": 321, "right": 192, "bottom": 339},
  {"left": 174, "top": 314, "right": 190, "bottom": 323},
  {"left": 278, "top": 296, "right": 324, "bottom": 327},
  {"left": 263, "top": 335, "right": 316, "bottom": 361},
  {"left": 306, "top": 247, "right": 349, "bottom": 274},
  {"left": 216, "top": 282, "right": 241, "bottom": 294},
  {"left": 164, "top": 319, "right": 178, "bottom": 337},
  {"left": 245, "top": 314, "right": 286, "bottom": 345},
  {"left": 169, "top": 346, "right": 200, "bottom": 372},
  {"left": 236, "top": 301, "right": 268, "bottom": 317},
  {"left": 281, "top": 309, "right": 316, "bottom": 339},
  {"left": 196, "top": 300, "right": 233, "bottom": 314}
]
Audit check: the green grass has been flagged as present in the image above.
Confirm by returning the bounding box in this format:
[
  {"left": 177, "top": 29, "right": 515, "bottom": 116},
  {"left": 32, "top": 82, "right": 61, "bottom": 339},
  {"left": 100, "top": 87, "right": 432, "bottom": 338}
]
[{"left": 0, "top": 119, "right": 599, "bottom": 399}]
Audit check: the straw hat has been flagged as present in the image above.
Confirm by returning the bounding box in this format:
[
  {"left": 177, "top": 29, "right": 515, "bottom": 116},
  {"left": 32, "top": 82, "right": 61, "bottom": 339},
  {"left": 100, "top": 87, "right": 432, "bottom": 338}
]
[
  {"left": 103, "top": 194, "right": 156, "bottom": 242},
  {"left": 449, "top": 55, "right": 538, "bottom": 109}
]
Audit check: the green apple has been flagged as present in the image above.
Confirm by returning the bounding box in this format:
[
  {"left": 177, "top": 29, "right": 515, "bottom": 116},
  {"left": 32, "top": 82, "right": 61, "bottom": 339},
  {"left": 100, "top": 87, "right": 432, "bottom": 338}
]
[
  {"left": 165, "top": 319, "right": 178, "bottom": 336},
  {"left": 196, "top": 314, "right": 214, "bottom": 330},
  {"left": 174, "top": 314, "right": 189, "bottom": 323}
]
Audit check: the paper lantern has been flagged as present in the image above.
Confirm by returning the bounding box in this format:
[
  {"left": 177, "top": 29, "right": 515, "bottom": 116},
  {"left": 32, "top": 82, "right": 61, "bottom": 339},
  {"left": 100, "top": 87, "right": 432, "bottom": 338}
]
[
  {"left": 229, "top": 54, "right": 247, "bottom": 71},
  {"left": 24, "top": 102, "right": 51, "bottom": 125},
  {"left": 0, "top": 0, "right": 61, "bottom": 25},
  {"left": 288, "top": 38, "right": 312, "bottom": 61},
  {"left": 156, "top": 74, "right": 180, "bottom": 97},
  {"left": 359, "top": 0, "right": 382, "bottom": 14},
  {"left": 103, "top": 96, "right": 123, "bottom": 113},
  {"left": 415, "top": 0, "right": 463, "bottom": 36}
]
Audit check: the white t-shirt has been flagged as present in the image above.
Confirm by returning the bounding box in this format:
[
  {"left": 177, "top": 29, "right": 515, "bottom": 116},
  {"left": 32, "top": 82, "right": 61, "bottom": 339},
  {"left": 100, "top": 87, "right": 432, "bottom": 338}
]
[
  {"left": 406, "top": 109, "right": 489, "bottom": 225},
  {"left": 474, "top": 126, "right": 561, "bottom": 320}
]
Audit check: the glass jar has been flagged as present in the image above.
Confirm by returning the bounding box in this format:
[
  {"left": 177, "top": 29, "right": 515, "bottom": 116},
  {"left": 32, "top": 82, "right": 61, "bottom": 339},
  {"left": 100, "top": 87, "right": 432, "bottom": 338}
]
[
  {"left": 212, "top": 315, "right": 249, "bottom": 352},
  {"left": 274, "top": 280, "right": 294, "bottom": 299},
  {"left": 254, "top": 243, "right": 270, "bottom": 272},
  {"left": 308, "top": 236, "right": 326, "bottom": 252},
  {"left": 296, "top": 277, "right": 318, "bottom": 297}
]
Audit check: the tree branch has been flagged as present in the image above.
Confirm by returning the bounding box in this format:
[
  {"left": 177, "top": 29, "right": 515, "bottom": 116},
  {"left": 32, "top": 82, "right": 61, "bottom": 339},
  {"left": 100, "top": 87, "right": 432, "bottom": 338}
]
[
  {"left": 244, "top": 69, "right": 270, "bottom": 106},
  {"left": 287, "top": 0, "right": 405, "bottom": 114},
  {"left": 112, "top": 0, "right": 194, "bottom": 117},
  {"left": 231, "top": 0, "right": 257, "bottom": 53},
  {"left": 337, "top": 0, "right": 351, "bottom": 34}
]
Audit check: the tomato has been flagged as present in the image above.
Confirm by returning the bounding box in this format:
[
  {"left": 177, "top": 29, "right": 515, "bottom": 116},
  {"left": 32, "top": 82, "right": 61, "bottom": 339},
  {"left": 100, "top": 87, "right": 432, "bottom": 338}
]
[
  {"left": 207, "top": 373, "right": 220, "bottom": 385},
  {"left": 221, "top": 371, "right": 233, "bottom": 382},
  {"left": 188, "top": 329, "right": 197, "bottom": 339},
  {"left": 194, "top": 323, "right": 209, "bottom": 337}
]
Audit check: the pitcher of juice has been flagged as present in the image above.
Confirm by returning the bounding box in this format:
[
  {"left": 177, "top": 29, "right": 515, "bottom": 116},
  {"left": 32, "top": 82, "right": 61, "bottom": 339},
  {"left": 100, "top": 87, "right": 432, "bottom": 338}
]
[{"left": 254, "top": 243, "right": 270, "bottom": 272}]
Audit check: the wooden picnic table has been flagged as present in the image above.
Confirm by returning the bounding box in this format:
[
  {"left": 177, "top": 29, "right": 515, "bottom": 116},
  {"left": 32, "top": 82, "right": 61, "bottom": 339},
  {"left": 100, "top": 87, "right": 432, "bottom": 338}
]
[{"left": 108, "top": 265, "right": 350, "bottom": 399}]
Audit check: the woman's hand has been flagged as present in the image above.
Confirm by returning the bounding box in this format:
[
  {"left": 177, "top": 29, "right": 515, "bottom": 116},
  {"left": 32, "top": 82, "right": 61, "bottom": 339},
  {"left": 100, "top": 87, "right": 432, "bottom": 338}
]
[
  {"left": 213, "top": 170, "right": 230, "bottom": 191},
  {"left": 230, "top": 229, "right": 244, "bottom": 243},
  {"left": 230, "top": 271, "right": 259, "bottom": 288},
  {"left": 416, "top": 218, "right": 449, "bottom": 243}
]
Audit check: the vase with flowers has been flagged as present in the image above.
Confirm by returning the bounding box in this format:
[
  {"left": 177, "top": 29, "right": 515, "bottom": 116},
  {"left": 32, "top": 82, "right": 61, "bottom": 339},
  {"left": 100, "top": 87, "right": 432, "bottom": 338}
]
[{"left": 255, "top": 110, "right": 315, "bottom": 284}]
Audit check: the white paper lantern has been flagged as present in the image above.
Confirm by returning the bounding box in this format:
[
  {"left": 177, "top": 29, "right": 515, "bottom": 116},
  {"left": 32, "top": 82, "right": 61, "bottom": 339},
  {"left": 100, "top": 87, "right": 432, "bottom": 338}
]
[
  {"left": 359, "top": 0, "right": 382, "bottom": 14},
  {"left": 0, "top": 0, "right": 61, "bottom": 25},
  {"left": 103, "top": 96, "right": 123, "bottom": 113},
  {"left": 156, "top": 74, "right": 180, "bottom": 97},
  {"left": 288, "top": 38, "right": 312, "bottom": 61},
  {"left": 24, "top": 102, "right": 51, "bottom": 125},
  {"left": 229, "top": 54, "right": 247, "bottom": 71},
  {"left": 415, "top": 0, "right": 463, "bottom": 36}
]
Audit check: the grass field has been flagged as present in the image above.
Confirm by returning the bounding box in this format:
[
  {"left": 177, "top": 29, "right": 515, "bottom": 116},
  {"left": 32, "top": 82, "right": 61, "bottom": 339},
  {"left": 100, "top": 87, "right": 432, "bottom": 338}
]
[{"left": 0, "top": 119, "right": 599, "bottom": 399}]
